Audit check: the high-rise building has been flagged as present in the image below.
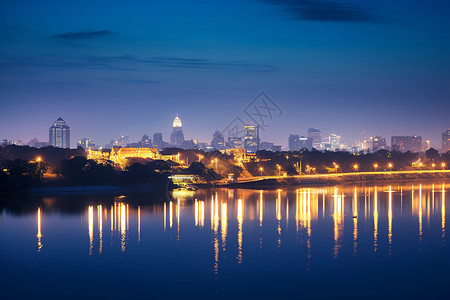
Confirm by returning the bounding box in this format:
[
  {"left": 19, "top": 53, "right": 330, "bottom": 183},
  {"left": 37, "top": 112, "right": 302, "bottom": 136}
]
[
  {"left": 49, "top": 117, "right": 70, "bottom": 148},
  {"left": 289, "top": 134, "right": 300, "bottom": 151},
  {"left": 391, "top": 136, "right": 422, "bottom": 152},
  {"left": 289, "top": 134, "right": 312, "bottom": 151},
  {"left": 371, "top": 136, "right": 387, "bottom": 152},
  {"left": 153, "top": 133, "right": 164, "bottom": 149},
  {"left": 244, "top": 125, "right": 259, "bottom": 152},
  {"left": 329, "top": 134, "right": 340, "bottom": 150},
  {"left": 77, "top": 137, "right": 96, "bottom": 150},
  {"left": 227, "top": 137, "right": 242, "bottom": 149},
  {"left": 307, "top": 128, "right": 322, "bottom": 149},
  {"left": 211, "top": 131, "right": 225, "bottom": 150},
  {"left": 140, "top": 135, "right": 151, "bottom": 147},
  {"left": 443, "top": 129, "right": 450, "bottom": 152},
  {"left": 170, "top": 114, "right": 185, "bottom": 147}
]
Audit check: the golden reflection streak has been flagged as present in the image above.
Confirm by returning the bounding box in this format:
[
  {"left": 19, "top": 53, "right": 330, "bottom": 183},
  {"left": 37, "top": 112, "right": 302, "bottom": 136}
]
[
  {"left": 213, "top": 194, "right": 219, "bottom": 276},
  {"left": 277, "top": 190, "right": 282, "bottom": 249},
  {"left": 138, "top": 206, "right": 141, "bottom": 244},
  {"left": 120, "top": 203, "right": 126, "bottom": 252},
  {"left": 199, "top": 201, "right": 205, "bottom": 228},
  {"left": 98, "top": 205, "right": 103, "bottom": 254},
  {"left": 221, "top": 202, "right": 227, "bottom": 252},
  {"left": 169, "top": 201, "right": 173, "bottom": 228},
  {"left": 333, "top": 188, "right": 343, "bottom": 258},
  {"left": 88, "top": 205, "right": 93, "bottom": 255},
  {"left": 388, "top": 186, "right": 393, "bottom": 255},
  {"left": 164, "top": 202, "right": 166, "bottom": 231},
  {"left": 442, "top": 183, "right": 445, "bottom": 241},
  {"left": 374, "top": 187, "right": 378, "bottom": 253},
  {"left": 296, "top": 190, "right": 299, "bottom": 233},
  {"left": 237, "top": 198, "right": 243, "bottom": 264},
  {"left": 195, "top": 199, "right": 198, "bottom": 226},
  {"left": 110, "top": 205, "right": 113, "bottom": 232},
  {"left": 259, "top": 190, "right": 263, "bottom": 226},
  {"left": 419, "top": 184, "right": 423, "bottom": 243},
  {"left": 353, "top": 187, "right": 357, "bottom": 255},
  {"left": 37, "top": 207, "right": 43, "bottom": 252},
  {"left": 177, "top": 198, "right": 180, "bottom": 242}
]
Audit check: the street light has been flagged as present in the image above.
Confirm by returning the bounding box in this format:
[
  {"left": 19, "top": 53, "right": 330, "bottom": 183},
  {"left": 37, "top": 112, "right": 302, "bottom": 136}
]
[
  {"left": 277, "top": 164, "right": 281, "bottom": 176},
  {"left": 373, "top": 163, "right": 378, "bottom": 172},
  {"left": 335, "top": 164, "right": 339, "bottom": 173},
  {"left": 353, "top": 164, "right": 358, "bottom": 172},
  {"left": 388, "top": 163, "right": 393, "bottom": 171},
  {"left": 442, "top": 162, "right": 446, "bottom": 170},
  {"left": 259, "top": 167, "right": 263, "bottom": 176},
  {"left": 431, "top": 163, "right": 436, "bottom": 170},
  {"left": 419, "top": 162, "right": 423, "bottom": 170}
]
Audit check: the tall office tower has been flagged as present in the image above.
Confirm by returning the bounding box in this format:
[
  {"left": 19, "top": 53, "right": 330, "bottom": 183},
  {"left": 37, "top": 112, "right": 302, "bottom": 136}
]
[
  {"left": 307, "top": 128, "right": 322, "bottom": 149},
  {"left": 289, "top": 134, "right": 300, "bottom": 151},
  {"left": 244, "top": 125, "right": 259, "bottom": 152},
  {"left": 391, "top": 136, "right": 422, "bottom": 152},
  {"left": 77, "top": 138, "right": 95, "bottom": 150},
  {"left": 49, "top": 117, "right": 70, "bottom": 148},
  {"left": 211, "top": 131, "right": 225, "bottom": 150},
  {"left": 329, "top": 133, "right": 340, "bottom": 150},
  {"left": 140, "top": 135, "right": 151, "bottom": 147},
  {"left": 227, "top": 136, "right": 243, "bottom": 149},
  {"left": 170, "top": 114, "right": 185, "bottom": 147},
  {"left": 371, "top": 136, "right": 387, "bottom": 152},
  {"left": 153, "top": 133, "right": 164, "bottom": 149},
  {"left": 443, "top": 129, "right": 450, "bottom": 152}
]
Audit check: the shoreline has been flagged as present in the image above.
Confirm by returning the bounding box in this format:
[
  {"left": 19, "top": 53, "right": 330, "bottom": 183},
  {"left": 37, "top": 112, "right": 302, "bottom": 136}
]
[{"left": 218, "top": 171, "right": 450, "bottom": 189}]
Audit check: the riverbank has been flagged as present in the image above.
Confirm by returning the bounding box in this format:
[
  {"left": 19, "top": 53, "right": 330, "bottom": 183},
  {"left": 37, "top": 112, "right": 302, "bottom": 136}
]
[{"left": 221, "top": 170, "right": 450, "bottom": 189}]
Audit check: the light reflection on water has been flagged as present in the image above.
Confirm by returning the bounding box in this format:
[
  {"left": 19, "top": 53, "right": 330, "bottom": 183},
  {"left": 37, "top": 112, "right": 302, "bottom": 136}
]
[
  {"left": 2, "top": 181, "right": 449, "bottom": 299},
  {"left": 33, "top": 183, "right": 448, "bottom": 261}
]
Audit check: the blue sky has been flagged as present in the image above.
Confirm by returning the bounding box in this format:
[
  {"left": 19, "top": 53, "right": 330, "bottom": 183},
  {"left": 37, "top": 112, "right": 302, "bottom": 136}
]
[{"left": 0, "top": 0, "right": 449, "bottom": 148}]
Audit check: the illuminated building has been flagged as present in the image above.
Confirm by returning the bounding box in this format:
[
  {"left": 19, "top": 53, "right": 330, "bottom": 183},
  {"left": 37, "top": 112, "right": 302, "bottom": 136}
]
[
  {"left": 371, "top": 136, "right": 387, "bottom": 152},
  {"left": 391, "top": 136, "right": 422, "bottom": 152},
  {"left": 49, "top": 117, "right": 70, "bottom": 148},
  {"left": 289, "top": 134, "right": 312, "bottom": 151},
  {"left": 77, "top": 137, "right": 96, "bottom": 150},
  {"left": 140, "top": 135, "right": 151, "bottom": 148},
  {"left": 211, "top": 131, "right": 225, "bottom": 150},
  {"left": 307, "top": 128, "right": 322, "bottom": 149},
  {"left": 244, "top": 125, "right": 259, "bottom": 153},
  {"left": 153, "top": 133, "right": 164, "bottom": 149},
  {"left": 227, "top": 136, "right": 242, "bottom": 149},
  {"left": 170, "top": 114, "right": 185, "bottom": 147},
  {"left": 329, "top": 134, "right": 340, "bottom": 150},
  {"left": 443, "top": 129, "right": 450, "bottom": 152}
]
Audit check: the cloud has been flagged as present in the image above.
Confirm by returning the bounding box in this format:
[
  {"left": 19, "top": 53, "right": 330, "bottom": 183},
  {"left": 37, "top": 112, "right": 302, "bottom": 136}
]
[
  {"left": 0, "top": 54, "right": 279, "bottom": 73},
  {"left": 51, "top": 30, "right": 114, "bottom": 40},
  {"left": 260, "top": 0, "right": 376, "bottom": 22}
]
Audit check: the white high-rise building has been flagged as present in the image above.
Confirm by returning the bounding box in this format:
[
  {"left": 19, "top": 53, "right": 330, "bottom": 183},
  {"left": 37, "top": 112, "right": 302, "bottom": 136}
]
[{"left": 49, "top": 117, "right": 70, "bottom": 148}]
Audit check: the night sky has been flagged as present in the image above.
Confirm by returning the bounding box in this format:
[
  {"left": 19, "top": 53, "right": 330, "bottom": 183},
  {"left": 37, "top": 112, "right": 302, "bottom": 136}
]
[{"left": 1, "top": 0, "right": 449, "bottom": 148}]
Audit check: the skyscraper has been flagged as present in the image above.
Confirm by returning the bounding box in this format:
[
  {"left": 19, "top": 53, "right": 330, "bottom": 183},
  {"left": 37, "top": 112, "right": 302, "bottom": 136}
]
[
  {"left": 443, "top": 129, "right": 450, "bottom": 152},
  {"left": 153, "top": 133, "right": 164, "bottom": 149},
  {"left": 391, "top": 136, "right": 422, "bottom": 152},
  {"left": 307, "top": 128, "right": 322, "bottom": 149},
  {"left": 49, "top": 117, "right": 70, "bottom": 148},
  {"left": 371, "top": 136, "right": 387, "bottom": 152},
  {"left": 289, "top": 134, "right": 300, "bottom": 151},
  {"left": 244, "top": 125, "right": 259, "bottom": 152},
  {"left": 211, "top": 131, "right": 225, "bottom": 150},
  {"left": 170, "top": 114, "right": 185, "bottom": 147}
]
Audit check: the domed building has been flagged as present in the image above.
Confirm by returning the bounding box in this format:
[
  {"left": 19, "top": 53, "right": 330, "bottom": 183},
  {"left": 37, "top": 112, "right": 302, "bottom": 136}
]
[
  {"left": 49, "top": 117, "right": 70, "bottom": 148},
  {"left": 170, "top": 114, "right": 185, "bottom": 147}
]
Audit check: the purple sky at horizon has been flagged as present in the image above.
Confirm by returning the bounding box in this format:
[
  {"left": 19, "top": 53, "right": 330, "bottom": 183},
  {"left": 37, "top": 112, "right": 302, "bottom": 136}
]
[{"left": 0, "top": 0, "right": 449, "bottom": 148}]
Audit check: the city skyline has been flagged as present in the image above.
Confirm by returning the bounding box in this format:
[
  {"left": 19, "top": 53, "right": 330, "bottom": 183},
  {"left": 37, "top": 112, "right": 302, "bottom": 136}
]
[
  {"left": 4, "top": 114, "right": 449, "bottom": 153},
  {"left": 0, "top": 0, "right": 449, "bottom": 147}
]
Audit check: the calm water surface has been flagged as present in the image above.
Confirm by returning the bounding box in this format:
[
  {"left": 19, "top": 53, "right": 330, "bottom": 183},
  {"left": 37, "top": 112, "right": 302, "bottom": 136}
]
[{"left": 1, "top": 180, "right": 449, "bottom": 299}]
